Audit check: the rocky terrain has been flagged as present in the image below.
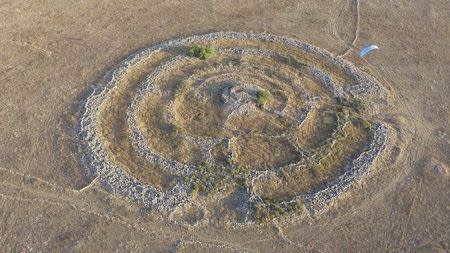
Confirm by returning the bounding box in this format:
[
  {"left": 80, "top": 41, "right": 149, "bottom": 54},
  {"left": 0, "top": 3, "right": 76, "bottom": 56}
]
[{"left": 0, "top": 0, "right": 448, "bottom": 252}]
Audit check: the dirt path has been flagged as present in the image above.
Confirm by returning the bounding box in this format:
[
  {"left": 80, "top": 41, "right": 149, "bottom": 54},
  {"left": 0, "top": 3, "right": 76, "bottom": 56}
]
[{"left": 328, "top": 0, "right": 360, "bottom": 57}]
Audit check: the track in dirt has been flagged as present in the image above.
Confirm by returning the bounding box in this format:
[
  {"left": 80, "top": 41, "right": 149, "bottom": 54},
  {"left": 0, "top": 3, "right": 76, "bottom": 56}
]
[{"left": 328, "top": 0, "right": 360, "bottom": 57}]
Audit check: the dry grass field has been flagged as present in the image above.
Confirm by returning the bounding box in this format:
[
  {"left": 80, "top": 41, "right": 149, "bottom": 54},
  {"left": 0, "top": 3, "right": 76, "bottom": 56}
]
[{"left": 0, "top": 0, "right": 448, "bottom": 252}]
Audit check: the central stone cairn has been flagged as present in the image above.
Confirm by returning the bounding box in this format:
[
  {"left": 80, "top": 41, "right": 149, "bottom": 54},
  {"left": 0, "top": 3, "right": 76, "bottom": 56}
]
[{"left": 79, "top": 32, "right": 390, "bottom": 224}]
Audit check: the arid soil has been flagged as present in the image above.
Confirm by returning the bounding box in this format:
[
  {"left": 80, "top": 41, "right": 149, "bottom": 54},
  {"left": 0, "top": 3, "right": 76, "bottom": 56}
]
[{"left": 0, "top": 0, "right": 448, "bottom": 252}]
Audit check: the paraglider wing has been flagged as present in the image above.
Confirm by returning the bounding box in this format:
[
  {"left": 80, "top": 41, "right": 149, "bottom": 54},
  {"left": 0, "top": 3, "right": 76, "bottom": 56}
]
[{"left": 360, "top": 45, "right": 379, "bottom": 57}]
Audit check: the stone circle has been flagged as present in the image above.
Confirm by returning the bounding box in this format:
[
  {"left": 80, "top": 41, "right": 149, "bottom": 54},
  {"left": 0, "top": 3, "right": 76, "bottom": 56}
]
[{"left": 78, "top": 32, "right": 390, "bottom": 224}]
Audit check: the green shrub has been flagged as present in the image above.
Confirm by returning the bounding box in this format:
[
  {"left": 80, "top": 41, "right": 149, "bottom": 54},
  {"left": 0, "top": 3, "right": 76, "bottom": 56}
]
[
  {"left": 188, "top": 45, "right": 215, "bottom": 60},
  {"left": 189, "top": 161, "right": 249, "bottom": 197},
  {"left": 256, "top": 90, "right": 271, "bottom": 106}
]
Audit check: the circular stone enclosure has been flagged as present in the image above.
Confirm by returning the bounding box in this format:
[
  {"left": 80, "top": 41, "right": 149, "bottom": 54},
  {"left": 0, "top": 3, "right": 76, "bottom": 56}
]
[{"left": 78, "top": 32, "right": 390, "bottom": 224}]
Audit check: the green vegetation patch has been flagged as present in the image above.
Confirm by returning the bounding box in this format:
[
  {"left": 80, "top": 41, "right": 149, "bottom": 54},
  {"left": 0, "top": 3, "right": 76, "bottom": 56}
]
[
  {"left": 256, "top": 90, "right": 271, "bottom": 106},
  {"left": 255, "top": 198, "right": 303, "bottom": 223},
  {"left": 338, "top": 97, "right": 365, "bottom": 113},
  {"left": 188, "top": 45, "right": 215, "bottom": 60},
  {"left": 188, "top": 161, "right": 249, "bottom": 197}
]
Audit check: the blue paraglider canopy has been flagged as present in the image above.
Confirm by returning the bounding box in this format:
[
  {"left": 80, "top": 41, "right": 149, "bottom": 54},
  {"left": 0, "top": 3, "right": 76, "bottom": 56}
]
[{"left": 360, "top": 45, "right": 379, "bottom": 57}]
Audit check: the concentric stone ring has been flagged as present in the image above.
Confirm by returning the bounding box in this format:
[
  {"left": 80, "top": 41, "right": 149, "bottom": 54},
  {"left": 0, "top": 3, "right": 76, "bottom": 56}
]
[{"left": 78, "top": 32, "right": 390, "bottom": 223}]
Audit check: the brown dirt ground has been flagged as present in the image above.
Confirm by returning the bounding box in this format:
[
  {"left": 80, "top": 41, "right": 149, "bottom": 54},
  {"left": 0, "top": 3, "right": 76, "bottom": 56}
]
[{"left": 0, "top": 0, "right": 448, "bottom": 252}]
